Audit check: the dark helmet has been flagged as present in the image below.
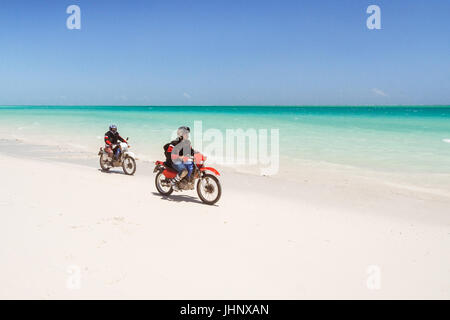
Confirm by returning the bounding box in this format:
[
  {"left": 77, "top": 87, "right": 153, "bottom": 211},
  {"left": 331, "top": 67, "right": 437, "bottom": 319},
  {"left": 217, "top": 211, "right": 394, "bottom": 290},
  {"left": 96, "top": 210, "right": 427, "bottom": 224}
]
[{"left": 109, "top": 124, "right": 117, "bottom": 133}]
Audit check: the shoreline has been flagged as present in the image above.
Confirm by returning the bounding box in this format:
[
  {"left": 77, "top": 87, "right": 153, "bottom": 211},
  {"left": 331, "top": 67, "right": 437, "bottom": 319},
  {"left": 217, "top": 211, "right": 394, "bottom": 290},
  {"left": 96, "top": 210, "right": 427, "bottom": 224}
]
[
  {"left": 1, "top": 105, "right": 450, "bottom": 177},
  {"left": 2, "top": 137, "right": 450, "bottom": 202}
]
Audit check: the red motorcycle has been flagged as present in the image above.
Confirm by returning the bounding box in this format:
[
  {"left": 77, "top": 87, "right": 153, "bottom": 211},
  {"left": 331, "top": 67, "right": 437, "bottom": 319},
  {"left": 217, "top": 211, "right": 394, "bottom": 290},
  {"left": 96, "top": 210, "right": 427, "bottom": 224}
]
[{"left": 153, "top": 153, "right": 222, "bottom": 205}]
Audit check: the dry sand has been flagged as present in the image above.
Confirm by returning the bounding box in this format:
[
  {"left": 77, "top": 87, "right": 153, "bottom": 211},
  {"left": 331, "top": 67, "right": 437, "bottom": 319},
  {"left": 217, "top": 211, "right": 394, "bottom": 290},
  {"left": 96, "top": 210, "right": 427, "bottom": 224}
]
[{"left": 0, "top": 149, "right": 449, "bottom": 299}]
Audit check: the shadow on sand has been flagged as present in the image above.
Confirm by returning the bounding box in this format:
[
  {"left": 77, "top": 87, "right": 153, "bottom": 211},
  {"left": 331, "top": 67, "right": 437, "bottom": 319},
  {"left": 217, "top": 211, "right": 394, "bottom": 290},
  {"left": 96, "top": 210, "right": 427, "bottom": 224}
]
[
  {"left": 151, "top": 192, "right": 218, "bottom": 206},
  {"left": 98, "top": 168, "right": 129, "bottom": 175}
]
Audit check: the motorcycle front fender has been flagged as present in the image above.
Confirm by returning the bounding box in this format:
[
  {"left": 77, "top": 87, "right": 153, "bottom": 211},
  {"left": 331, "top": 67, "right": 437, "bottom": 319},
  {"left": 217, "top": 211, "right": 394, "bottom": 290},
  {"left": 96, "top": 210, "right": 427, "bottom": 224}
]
[
  {"left": 200, "top": 167, "right": 220, "bottom": 176},
  {"left": 124, "top": 151, "right": 136, "bottom": 159}
]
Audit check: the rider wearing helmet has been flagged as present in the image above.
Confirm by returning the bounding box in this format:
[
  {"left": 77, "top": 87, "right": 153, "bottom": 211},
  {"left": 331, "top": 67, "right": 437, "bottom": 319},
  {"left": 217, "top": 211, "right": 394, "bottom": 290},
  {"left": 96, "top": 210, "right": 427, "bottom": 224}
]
[
  {"left": 104, "top": 125, "right": 128, "bottom": 160},
  {"left": 163, "top": 126, "right": 197, "bottom": 184}
]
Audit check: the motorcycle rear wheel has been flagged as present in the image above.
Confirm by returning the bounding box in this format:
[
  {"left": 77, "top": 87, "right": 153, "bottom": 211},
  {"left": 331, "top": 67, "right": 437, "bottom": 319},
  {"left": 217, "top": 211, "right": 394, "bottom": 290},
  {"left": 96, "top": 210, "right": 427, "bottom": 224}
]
[
  {"left": 197, "top": 174, "right": 221, "bottom": 205},
  {"left": 99, "top": 155, "right": 111, "bottom": 171},
  {"left": 155, "top": 171, "right": 174, "bottom": 196}
]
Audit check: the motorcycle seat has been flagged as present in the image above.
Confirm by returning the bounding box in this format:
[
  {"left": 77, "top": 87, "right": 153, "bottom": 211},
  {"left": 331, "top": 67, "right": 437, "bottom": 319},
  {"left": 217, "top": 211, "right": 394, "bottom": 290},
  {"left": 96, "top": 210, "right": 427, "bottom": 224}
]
[{"left": 156, "top": 160, "right": 178, "bottom": 173}]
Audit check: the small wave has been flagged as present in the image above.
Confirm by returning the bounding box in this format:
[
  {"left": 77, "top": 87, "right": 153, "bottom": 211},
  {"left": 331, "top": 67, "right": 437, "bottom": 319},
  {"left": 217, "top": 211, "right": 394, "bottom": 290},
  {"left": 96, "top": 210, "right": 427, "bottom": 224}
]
[{"left": 443, "top": 139, "right": 450, "bottom": 144}]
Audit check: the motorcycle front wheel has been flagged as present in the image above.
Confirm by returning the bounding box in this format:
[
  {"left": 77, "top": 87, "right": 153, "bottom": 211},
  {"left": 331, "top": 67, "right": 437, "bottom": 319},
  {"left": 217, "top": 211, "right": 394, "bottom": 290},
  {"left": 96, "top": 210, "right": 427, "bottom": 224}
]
[
  {"left": 197, "top": 174, "right": 221, "bottom": 205},
  {"left": 122, "top": 157, "right": 136, "bottom": 175},
  {"left": 155, "top": 171, "right": 173, "bottom": 196}
]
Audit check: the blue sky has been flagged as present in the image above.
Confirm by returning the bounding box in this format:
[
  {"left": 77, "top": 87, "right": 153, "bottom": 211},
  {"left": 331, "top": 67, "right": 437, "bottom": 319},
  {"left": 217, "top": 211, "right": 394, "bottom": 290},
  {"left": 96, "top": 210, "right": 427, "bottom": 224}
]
[{"left": 0, "top": 0, "right": 449, "bottom": 106}]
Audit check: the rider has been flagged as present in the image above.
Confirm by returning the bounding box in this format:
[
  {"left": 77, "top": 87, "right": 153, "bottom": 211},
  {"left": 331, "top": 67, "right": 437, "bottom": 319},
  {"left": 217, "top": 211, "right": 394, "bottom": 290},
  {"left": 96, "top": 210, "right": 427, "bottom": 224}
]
[
  {"left": 104, "top": 124, "right": 128, "bottom": 160},
  {"left": 164, "top": 126, "right": 197, "bottom": 184}
]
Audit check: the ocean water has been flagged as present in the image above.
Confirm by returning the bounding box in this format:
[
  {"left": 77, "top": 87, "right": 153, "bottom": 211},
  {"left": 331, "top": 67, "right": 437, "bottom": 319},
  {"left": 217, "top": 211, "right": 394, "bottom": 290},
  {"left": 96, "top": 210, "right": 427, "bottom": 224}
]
[{"left": 0, "top": 106, "right": 449, "bottom": 174}]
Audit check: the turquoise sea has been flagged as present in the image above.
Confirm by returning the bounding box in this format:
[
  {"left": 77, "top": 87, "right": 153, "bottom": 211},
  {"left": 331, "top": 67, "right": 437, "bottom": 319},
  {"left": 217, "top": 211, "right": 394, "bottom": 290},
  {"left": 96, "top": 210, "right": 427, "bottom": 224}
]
[{"left": 0, "top": 106, "right": 449, "bottom": 174}]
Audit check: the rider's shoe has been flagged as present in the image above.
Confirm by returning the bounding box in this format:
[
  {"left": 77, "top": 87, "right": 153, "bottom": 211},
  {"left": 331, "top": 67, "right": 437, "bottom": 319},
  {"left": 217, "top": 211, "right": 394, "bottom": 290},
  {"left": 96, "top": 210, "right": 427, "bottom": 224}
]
[
  {"left": 170, "top": 175, "right": 181, "bottom": 189},
  {"left": 171, "top": 180, "right": 180, "bottom": 191}
]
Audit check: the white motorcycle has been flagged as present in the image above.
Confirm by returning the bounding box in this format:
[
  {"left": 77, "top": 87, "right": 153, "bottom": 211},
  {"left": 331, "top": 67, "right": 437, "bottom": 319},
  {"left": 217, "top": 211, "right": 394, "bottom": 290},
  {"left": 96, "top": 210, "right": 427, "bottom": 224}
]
[{"left": 98, "top": 139, "right": 137, "bottom": 175}]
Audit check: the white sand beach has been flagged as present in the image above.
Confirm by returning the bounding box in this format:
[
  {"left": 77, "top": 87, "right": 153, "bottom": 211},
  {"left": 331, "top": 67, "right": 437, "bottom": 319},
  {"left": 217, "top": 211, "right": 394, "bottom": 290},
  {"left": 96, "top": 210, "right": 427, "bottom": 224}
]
[{"left": 0, "top": 141, "right": 449, "bottom": 299}]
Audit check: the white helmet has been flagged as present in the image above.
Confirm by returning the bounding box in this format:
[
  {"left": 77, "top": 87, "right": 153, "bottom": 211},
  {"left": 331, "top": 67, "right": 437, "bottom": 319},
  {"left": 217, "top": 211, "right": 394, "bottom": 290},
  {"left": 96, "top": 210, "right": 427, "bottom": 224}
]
[{"left": 177, "top": 126, "right": 190, "bottom": 138}]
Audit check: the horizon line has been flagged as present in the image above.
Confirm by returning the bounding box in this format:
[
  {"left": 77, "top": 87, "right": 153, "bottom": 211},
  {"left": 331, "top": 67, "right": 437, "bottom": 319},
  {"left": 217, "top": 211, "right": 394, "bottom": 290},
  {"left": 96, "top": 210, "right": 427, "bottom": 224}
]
[{"left": 1, "top": 104, "right": 450, "bottom": 108}]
